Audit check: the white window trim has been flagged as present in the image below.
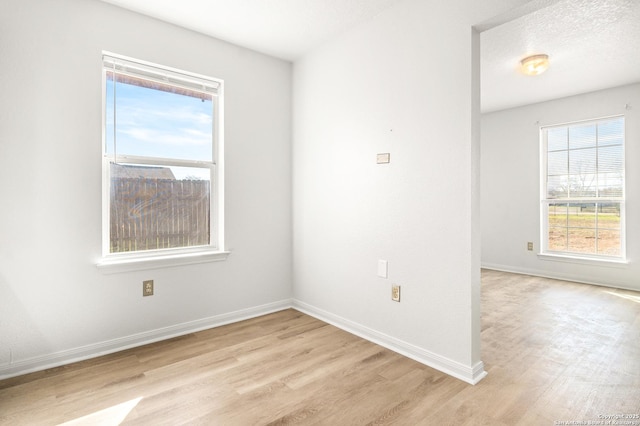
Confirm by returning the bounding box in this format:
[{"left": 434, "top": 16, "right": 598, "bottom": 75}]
[
  {"left": 539, "top": 115, "right": 626, "bottom": 263},
  {"left": 97, "top": 52, "right": 227, "bottom": 273},
  {"left": 536, "top": 252, "right": 628, "bottom": 268},
  {"left": 97, "top": 248, "right": 230, "bottom": 274}
]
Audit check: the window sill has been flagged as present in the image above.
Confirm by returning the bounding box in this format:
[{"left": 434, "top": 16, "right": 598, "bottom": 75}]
[
  {"left": 537, "top": 253, "right": 628, "bottom": 268},
  {"left": 96, "top": 249, "right": 230, "bottom": 274}
]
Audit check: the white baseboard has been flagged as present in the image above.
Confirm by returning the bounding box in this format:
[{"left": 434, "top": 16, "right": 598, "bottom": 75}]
[
  {"left": 292, "top": 300, "right": 487, "bottom": 385},
  {"left": 2, "top": 298, "right": 488, "bottom": 386},
  {"left": 0, "top": 299, "right": 292, "bottom": 380},
  {"left": 481, "top": 262, "right": 639, "bottom": 292}
]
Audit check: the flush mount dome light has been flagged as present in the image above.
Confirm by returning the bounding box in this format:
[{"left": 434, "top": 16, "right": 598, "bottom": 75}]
[{"left": 520, "top": 54, "right": 549, "bottom": 76}]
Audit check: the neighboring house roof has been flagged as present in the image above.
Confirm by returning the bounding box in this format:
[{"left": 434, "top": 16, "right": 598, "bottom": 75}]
[{"left": 110, "top": 163, "right": 176, "bottom": 180}]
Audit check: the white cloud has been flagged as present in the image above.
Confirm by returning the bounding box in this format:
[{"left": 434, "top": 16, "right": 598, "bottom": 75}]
[{"left": 120, "top": 127, "right": 210, "bottom": 146}]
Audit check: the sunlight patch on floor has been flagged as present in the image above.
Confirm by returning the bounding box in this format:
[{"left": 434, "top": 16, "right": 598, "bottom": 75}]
[
  {"left": 57, "top": 397, "right": 142, "bottom": 426},
  {"left": 605, "top": 290, "right": 640, "bottom": 304}
]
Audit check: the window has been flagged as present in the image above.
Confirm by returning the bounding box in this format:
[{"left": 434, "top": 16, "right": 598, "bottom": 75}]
[
  {"left": 541, "top": 116, "right": 625, "bottom": 260},
  {"left": 101, "top": 53, "right": 224, "bottom": 266}
]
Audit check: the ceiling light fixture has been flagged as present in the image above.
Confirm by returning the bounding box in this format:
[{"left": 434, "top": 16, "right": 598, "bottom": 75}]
[{"left": 520, "top": 54, "right": 549, "bottom": 76}]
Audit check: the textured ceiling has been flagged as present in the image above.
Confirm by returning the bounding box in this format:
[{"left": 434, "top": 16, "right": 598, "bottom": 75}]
[
  {"left": 98, "top": 0, "right": 405, "bottom": 61},
  {"left": 481, "top": 0, "right": 640, "bottom": 112}
]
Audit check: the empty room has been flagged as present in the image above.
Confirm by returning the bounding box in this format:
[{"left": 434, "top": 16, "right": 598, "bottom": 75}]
[{"left": 1, "top": 0, "right": 639, "bottom": 424}]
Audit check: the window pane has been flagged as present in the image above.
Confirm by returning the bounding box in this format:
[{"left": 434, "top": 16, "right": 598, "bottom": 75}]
[
  {"left": 547, "top": 127, "right": 567, "bottom": 151},
  {"left": 569, "top": 147, "right": 596, "bottom": 175},
  {"left": 597, "top": 229, "right": 620, "bottom": 256},
  {"left": 598, "top": 173, "right": 623, "bottom": 198},
  {"left": 548, "top": 150, "right": 568, "bottom": 176},
  {"left": 547, "top": 175, "right": 568, "bottom": 198},
  {"left": 598, "top": 203, "right": 620, "bottom": 230},
  {"left": 110, "top": 163, "right": 211, "bottom": 253},
  {"left": 598, "top": 118, "right": 624, "bottom": 147},
  {"left": 569, "top": 124, "right": 596, "bottom": 149},
  {"left": 548, "top": 227, "right": 567, "bottom": 251},
  {"left": 569, "top": 173, "right": 596, "bottom": 197},
  {"left": 567, "top": 228, "right": 596, "bottom": 254},
  {"left": 106, "top": 73, "right": 213, "bottom": 162},
  {"left": 548, "top": 203, "right": 568, "bottom": 226},
  {"left": 567, "top": 203, "right": 595, "bottom": 228},
  {"left": 598, "top": 145, "right": 623, "bottom": 173}
]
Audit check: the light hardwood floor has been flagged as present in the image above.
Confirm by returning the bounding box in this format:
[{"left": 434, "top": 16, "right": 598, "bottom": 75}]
[{"left": 1, "top": 270, "right": 639, "bottom": 425}]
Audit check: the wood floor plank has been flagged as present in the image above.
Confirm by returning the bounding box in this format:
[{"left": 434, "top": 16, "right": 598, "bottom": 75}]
[{"left": 1, "top": 270, "right": 639, "bottom": 425}]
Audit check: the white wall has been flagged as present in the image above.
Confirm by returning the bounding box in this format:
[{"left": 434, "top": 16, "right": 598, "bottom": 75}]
[
  {"left": 1, "top": 0, "right": 545, "bottom": 384},
  {"left": 481, "top": 83, "right": 640, "bottom": 291},
  {"left": 0, "top": 0, "right": 292, "bottom": 376},
  {"left": 292, "top": 0, "right": 529, "bottom": 383}
]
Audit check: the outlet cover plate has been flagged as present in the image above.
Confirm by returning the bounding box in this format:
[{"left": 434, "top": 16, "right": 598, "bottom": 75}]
[
  {"left": 143, "top": 280, "right": 154, "bottom": 297},
  {"left": 391, "top": 285, "right": 400, "bottom": 302}
]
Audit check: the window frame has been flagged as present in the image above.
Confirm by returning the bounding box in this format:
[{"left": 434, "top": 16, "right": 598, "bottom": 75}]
[
  {"left": 97, "top": 52, "right": 228, "bottom": 273},
  {"left": 539, "top": 115, "right": 626, "bottom": 263}
]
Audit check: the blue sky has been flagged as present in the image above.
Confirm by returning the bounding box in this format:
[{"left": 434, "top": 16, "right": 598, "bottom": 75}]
[{"left": 105, "top": 77, "right": 214, "bottom": 170}]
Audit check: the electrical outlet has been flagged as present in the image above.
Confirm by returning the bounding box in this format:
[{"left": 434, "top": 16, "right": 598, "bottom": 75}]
[
  {"left": 527, "top": 242, "right": 534, "bottom": 251},
  {"left": 391, "top": 285, "right": 401, "bottom": 302},
  {"left": 143, "top": 280, "right": 154, "bottom": 297}
]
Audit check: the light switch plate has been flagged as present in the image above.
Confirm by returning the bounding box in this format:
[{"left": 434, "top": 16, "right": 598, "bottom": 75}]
[
  {"left": 378, "top": 260, "right": 388, "bottom": 278},
  {"left": 376, "top": 153, "right": 390, "bottom": 164}
]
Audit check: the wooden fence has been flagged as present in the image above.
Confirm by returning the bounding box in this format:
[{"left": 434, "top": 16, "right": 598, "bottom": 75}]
[{"left": 110, "top": 178, "right": 210, "bottom": 253}]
